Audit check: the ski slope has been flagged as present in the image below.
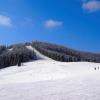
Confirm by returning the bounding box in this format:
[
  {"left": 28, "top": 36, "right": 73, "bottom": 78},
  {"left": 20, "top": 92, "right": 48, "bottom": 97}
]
[
  {"left": 26, "top": 46, "right": 53, "bottom": 60},
  {"left": 0, "top": 46, "right": 100, "bottom": 100}
]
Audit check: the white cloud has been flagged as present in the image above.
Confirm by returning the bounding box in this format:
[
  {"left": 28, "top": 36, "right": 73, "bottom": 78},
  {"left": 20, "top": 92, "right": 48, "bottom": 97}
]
[
  {"left": 45, "top": 20, "right": 63, "bottom": 28},
  {"left": 0, "top": 15, "right": 12, "bottom": 27},
  {"left": 82, "top": 0, "right": 100, "bottom": 12}
]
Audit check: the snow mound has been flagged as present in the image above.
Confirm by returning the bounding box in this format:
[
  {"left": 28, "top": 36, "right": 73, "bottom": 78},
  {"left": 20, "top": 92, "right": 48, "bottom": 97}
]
[
  {"left": 0, "top": 60, "right": 100, "bottom": 84},
  {"left": 0, "top": 61, "right": 100, "bottom": 100}
]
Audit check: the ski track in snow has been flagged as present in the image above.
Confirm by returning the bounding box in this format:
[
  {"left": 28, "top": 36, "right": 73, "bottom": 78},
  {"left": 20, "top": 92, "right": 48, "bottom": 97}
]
[
  {"left": 0, "top": 46, "right": 100, "bottom": 100},
  {"left": 26, "top": 46, "right": 53, "bottom": 60}
]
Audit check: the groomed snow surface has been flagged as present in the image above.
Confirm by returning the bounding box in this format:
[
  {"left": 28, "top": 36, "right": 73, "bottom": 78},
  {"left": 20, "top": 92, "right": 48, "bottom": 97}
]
[{"left": 0, "top": 46, "right": 100, "bottom": 100}]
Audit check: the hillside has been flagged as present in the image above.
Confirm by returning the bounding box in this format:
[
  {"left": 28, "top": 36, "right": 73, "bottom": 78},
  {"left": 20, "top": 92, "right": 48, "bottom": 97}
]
[
  {"left": 0, "top": 41, "right": 100, "bottom": 69},
  {"left": 0, "top": 41, "right": 100, "bottom": 100},
  {"left": 32, "top": 41, "right": 100, "bottom": 62},
  {"left": 0, "top": 60, "right": 100, "bottom": 100}
]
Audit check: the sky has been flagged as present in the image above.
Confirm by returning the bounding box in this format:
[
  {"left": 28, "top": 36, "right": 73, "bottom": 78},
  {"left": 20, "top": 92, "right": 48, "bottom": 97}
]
[{"left": 0, "top": 0, "right": 100, "bottom": 53}]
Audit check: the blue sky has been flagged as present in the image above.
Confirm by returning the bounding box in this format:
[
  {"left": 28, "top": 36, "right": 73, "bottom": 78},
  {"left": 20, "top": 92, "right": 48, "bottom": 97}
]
[{"left": 0, "top": 0, "right": 100, "bottom": 52}]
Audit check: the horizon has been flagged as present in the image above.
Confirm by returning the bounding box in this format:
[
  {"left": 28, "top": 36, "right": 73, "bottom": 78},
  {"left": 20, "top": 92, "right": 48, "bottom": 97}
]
[{"left": 0, "top": 0, "right": 100, "bottom": 53}]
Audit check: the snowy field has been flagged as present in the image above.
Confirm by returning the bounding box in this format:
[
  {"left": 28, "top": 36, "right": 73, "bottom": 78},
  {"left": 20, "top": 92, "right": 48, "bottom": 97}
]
[
  {"left": 0, "top": 46, "right": 100, "bottom": 100},
  {"left": 0, "top": 60, "right": 100, "bottom": 100}
]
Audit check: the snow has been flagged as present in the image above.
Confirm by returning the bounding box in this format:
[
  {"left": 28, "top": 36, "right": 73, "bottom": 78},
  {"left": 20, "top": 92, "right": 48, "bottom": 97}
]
[
  {"left": 26, "top": 46, "right": 53, "bottom": 60},
  {"left": 8, "top": 48, "right": 13, "bottom": 51},
  {"left": 0, "top": 47, "right": 100, "bottom": 100},
  {"left": 0, "top": 60, "right": 100, "bottom": 100},
  {"left": 0, "top": 61, "right": 99, "bottom": 84}
]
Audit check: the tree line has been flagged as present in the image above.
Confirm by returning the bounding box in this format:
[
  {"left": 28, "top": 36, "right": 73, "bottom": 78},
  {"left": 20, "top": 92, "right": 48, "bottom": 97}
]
[
  {"left": 0, "top": 44, "right": 36, "bottom": 69},
  {"left": 0, "top": 41, "right": 100, "bottom": 69},
  {"left": 32, "top": 41, "right": 100, "bottom": 63}
]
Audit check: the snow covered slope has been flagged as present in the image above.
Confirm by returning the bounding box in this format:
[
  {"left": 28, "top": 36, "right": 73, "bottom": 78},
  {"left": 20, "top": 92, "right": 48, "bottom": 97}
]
[
  {"left": 0, "top": 45, "right": 100, "bottom": 100},
  {"left": 0, "top": 59, "right": 100, "bottom": 100},
  {"left": 26, "top": 46, "right": 53, "bottom": 60}
]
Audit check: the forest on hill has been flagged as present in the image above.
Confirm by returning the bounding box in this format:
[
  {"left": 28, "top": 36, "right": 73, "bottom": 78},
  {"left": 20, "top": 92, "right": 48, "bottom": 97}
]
[
  {"left": 0, "top": 44, "right": 36, "bottom": 69},
  {"left": 0, "top": 41, "right": 100, "bottom": 69},
  {"left": 32, "top": 41, "right": 100, "bottom": 63}
]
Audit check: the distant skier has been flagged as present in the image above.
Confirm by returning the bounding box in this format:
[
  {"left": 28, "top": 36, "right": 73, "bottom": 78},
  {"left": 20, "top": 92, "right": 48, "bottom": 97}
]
[
  {"left": 98, "top": 66, "right": 99, "bottom": 70},
  {"left": 94, "top": 67, "right": 96, "bottom": 70}
]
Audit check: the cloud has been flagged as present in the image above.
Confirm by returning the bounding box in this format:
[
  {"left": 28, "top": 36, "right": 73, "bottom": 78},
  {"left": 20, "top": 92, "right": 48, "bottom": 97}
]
[
  {"left": 0, "top": 15, "right": 12, "bottom": 27},
  {"left": 45, "top": 20, "right": 63, "bottom": 28},
  {"left": 82, "top": 0, "right": 100, "bottom": 12}
]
